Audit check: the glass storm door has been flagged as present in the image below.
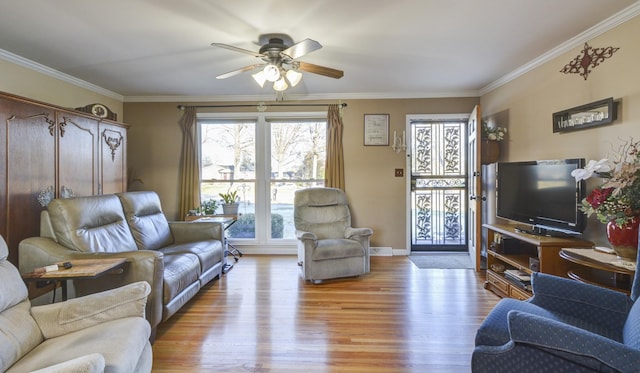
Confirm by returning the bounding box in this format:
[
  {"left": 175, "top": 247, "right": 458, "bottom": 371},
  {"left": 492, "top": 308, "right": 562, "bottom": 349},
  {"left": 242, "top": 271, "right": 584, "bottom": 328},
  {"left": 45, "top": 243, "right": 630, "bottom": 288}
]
[{"left": 410, "top": 120, "right": 467, "bottom": 251}]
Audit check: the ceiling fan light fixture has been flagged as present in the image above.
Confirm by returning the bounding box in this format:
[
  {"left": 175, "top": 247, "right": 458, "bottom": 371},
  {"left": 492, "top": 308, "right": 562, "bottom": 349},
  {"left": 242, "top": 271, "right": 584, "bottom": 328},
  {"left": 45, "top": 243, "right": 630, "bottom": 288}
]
[
  {"left": 285, "top": 69, "right": 302, "bottom": 87},
  {"left": 263, "top": 64, "right": 280, "bottom": 82},
  {"left": 273, "top": 78, "right": 289, "bottom": 91},
  {"left": 252, "top": 71, "right": 267, "bottom": 87}
]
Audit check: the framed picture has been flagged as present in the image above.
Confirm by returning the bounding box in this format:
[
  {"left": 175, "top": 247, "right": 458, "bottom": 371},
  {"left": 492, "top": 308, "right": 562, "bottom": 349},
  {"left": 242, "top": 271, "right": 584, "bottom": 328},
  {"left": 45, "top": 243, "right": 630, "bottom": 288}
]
[{"left": 363, "top": 114, "right": 389, "bottom": 146}]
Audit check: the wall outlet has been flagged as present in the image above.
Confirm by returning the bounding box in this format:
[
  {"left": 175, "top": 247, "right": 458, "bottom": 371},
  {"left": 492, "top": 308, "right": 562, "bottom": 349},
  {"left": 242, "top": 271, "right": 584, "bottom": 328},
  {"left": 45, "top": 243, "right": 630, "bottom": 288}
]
[{"left": 395, "top": 168, "right": 404, "bottom": 177}]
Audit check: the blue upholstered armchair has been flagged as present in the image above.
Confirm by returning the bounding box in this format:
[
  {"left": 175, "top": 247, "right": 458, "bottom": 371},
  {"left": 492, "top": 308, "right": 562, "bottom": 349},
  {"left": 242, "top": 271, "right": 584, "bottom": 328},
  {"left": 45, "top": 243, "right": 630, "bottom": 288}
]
[{"left": 472, "top": 248, "right": 640, "bottom": 372}]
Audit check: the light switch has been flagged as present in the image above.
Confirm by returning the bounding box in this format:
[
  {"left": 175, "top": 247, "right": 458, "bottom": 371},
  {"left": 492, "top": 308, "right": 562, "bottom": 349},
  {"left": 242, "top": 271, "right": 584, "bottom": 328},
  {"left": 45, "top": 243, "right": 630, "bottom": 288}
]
[{"left": 395, "top": 168, "right": 404, "bottom": 177}]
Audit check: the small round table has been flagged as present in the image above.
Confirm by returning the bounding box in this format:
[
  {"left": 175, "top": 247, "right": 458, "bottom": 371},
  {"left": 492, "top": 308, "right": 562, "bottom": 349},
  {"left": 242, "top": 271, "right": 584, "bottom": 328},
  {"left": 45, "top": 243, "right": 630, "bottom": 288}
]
[{"left": 560, "top": 248, "right": 635, "bottom": 295}]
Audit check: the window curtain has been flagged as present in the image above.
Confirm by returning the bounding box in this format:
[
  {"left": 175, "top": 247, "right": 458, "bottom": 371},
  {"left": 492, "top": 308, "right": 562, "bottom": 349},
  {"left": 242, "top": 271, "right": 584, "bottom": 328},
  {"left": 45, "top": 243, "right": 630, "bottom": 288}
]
[
  {"left": 325, "top": 104, "right": 345, "bottom": 190},
  {"left": 178, "top": 106, "right": 201, "bottom": 218}
]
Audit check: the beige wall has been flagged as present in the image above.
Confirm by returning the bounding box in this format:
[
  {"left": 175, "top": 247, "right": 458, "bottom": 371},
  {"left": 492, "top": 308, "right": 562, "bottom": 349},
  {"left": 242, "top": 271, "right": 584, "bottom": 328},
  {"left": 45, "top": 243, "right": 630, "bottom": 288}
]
[
  {"left": 480, "top": 15, "right": 640, "bottom": 245},
  {"left": 0, "top": 59, "right": 123, "bottom": 116},
  {"left": 5, "top": 13, "right": 637, "bottom": 251},
  {"left": 123, "top": 98, "right": 478, "bottom": 250}
]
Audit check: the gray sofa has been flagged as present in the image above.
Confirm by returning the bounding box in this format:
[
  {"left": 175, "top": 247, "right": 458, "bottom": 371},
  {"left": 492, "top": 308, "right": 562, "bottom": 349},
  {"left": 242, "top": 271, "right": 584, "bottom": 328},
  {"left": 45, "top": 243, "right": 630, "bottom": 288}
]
[
  {"left": 1, "top": 233, "right": 153, "bottom": 373},
  {"left": 19, "top": 191, "right": 225, "bottom": 333}
]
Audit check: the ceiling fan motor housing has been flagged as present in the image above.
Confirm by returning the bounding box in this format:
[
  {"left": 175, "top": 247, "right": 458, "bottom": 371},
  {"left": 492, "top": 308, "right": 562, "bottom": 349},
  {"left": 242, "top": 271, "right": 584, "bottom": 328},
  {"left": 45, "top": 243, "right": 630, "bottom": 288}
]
[{"left": 259, "top": 38, "right": 290, "bottom": 62}]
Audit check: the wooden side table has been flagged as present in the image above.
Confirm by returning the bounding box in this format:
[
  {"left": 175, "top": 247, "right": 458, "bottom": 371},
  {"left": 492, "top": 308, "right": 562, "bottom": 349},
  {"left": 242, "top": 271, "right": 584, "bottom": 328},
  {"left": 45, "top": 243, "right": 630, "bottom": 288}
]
[
  {"left": 560, "top": 248, "right": 635, "bottom": 294},
  {"left": 22, "top": 258, "right": 127, "bottom": 301}
]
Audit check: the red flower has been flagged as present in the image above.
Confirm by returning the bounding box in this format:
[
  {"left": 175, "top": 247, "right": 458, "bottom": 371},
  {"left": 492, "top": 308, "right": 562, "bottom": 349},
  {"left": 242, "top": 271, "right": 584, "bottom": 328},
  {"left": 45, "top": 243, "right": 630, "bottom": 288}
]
[{"left": 586, "top": 187, "right": 613, "bottom": 209}]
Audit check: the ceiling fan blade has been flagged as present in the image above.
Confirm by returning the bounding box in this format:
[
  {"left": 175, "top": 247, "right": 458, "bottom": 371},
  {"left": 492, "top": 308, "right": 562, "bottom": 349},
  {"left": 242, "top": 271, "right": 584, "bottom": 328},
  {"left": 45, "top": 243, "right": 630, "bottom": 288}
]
[
  {"left": 211, "top": 43, "right": 264, "bottom": 58},
  {"left": 216, "top": 64, "right": 264, "bottom": 79},
  {"left": 281, "top": 38, "right": 322, "bottom": 60},
  {"left": 297, "top": 62, "right": 344, "bottom": 79}
]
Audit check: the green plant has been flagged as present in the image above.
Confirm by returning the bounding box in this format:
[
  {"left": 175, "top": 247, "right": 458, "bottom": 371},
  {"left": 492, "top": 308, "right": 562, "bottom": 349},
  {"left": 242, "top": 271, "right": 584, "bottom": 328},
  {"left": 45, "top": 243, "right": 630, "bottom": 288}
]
[
  {"left": 200, "top": 199, "right": 218, "bottom": 215},
  {"left": 219, "top": 189, "right": 239, "bottom": 204}
]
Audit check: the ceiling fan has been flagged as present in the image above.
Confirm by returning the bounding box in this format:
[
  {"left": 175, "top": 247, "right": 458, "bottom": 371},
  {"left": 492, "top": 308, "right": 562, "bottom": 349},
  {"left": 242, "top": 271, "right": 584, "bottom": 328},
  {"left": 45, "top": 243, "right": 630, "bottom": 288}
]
[{"left": 211, "top": 33, "right": 344, "bottom": 91}]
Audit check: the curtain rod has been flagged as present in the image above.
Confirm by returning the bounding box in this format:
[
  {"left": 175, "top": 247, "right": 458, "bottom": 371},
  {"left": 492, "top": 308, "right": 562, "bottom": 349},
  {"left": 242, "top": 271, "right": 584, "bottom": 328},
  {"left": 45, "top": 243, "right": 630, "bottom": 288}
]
[{"left": 177, "top": 102, "right": 346, "bottom": 110}]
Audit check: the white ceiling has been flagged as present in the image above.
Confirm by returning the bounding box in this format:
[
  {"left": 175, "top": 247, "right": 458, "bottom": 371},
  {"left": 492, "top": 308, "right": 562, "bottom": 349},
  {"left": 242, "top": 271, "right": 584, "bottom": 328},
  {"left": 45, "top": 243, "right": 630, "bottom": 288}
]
[{"left": 0, "top": 0, "right": 638, "bottom": 102}]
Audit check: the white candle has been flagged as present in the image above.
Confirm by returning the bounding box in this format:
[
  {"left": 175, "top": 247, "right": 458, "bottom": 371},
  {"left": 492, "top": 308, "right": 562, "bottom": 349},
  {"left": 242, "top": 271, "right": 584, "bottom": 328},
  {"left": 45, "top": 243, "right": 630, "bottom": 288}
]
[
  {"left": 393, "top": 130, "right": 397, "bottom": 145},
  {"left": 402, "top": 130, "right": 406, "bottom": 146}
]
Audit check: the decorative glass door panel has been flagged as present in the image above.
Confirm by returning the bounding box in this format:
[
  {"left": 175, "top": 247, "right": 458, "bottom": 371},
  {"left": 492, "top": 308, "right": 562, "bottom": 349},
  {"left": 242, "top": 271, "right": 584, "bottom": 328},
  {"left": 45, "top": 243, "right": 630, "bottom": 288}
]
[{"left": 411, "top": 120, "right": 467, "bottom": 251}]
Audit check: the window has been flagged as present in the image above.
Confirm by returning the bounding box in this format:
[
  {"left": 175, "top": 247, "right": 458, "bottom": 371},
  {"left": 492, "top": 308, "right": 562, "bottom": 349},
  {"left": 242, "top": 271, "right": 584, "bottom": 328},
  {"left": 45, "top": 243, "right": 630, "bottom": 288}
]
[{"left": 199, "top": 112, "right": 326, "bottom": 247}]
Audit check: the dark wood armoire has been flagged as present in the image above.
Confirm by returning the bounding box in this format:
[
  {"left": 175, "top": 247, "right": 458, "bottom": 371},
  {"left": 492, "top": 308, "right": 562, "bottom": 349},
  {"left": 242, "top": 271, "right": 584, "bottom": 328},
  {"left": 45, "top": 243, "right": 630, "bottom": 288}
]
[{"left": 0, "top": 92, "right": 128, "bottom": 266}]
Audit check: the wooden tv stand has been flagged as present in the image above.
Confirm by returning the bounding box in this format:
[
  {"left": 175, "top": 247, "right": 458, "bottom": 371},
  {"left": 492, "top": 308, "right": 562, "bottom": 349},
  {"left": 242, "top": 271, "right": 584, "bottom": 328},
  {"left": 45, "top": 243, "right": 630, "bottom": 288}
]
[{"left": 484, "top": 223, "right": 593, "bottom": 299}]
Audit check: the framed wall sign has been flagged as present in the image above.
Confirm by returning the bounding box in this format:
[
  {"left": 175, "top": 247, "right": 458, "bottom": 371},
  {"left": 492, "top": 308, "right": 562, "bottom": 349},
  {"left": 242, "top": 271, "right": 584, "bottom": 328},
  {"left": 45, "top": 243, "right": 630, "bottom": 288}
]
[
  {"left": 552, "top": 97, "right": 618, "bottom": 133},
  {"left": 364, "top": 114, "right": 389, "bottom": 146}
]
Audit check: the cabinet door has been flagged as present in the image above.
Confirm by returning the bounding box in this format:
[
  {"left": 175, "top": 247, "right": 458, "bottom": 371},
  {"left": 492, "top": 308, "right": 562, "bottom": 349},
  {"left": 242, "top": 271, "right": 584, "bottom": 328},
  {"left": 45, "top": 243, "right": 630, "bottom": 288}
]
[
  {"left": 57, "top": 113, "right": 99, "bottom": 197},
  {"left": 99, "top": 122, "right": 127, "bottom": 194},
  {"left": 1, "top": 98, "right": 56, "bottom": 265}
]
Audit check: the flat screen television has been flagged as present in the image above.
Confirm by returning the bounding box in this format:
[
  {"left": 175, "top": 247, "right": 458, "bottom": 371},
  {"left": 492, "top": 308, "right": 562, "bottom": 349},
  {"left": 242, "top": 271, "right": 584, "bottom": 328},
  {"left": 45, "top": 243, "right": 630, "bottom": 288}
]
[{"left": 496, "top": 159, "right": 586, "bottom": 236}]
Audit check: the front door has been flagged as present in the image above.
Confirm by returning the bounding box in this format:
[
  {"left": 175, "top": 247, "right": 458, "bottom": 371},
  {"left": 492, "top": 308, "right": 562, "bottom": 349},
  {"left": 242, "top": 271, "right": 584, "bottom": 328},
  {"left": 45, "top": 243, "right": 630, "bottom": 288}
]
[
  {"left": 467, "top": 106, "right": 482, "bottom": 271},
  {"left": 410, "top": 117, "right": 467, "bottom": 252}
]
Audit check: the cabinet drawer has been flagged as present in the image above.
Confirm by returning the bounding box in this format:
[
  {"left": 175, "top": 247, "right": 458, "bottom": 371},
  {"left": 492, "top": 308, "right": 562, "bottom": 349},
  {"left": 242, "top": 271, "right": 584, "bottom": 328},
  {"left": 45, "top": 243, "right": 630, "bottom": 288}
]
[
  {"left": 486, "top": 270, "right": 509, "bottom": 293},
  {"left": 509, "top": 285, "right": 532, "bottom": 300}
]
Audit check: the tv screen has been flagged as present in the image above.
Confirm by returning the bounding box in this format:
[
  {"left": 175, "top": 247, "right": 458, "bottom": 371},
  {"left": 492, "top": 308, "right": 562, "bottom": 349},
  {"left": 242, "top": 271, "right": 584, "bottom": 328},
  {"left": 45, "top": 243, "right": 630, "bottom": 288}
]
[{"left": 496, "top": 159, "right": 586, "bottom": 236}]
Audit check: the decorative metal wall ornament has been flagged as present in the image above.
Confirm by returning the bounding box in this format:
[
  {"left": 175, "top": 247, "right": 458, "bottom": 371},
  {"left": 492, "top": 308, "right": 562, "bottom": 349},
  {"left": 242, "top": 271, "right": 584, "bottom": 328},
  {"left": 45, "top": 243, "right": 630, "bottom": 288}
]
[{"left": 560, "top": 42, "right": 619, "bottom": 80}]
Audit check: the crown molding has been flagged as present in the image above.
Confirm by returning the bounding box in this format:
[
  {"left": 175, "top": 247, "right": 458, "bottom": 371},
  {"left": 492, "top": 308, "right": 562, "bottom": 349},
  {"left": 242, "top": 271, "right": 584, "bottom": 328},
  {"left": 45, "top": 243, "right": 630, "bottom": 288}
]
[
  {"left": 3, "top": 1, "right": 638, "bottom": 103},
  {"left": 0, "top": 48, "right": 124, "bottom": 101},
  {"left": 480, "top": 2, "right": 640, "bottom": 95},
  {"left": 123, "top": 90, "right": 481, "bottom": 103}
]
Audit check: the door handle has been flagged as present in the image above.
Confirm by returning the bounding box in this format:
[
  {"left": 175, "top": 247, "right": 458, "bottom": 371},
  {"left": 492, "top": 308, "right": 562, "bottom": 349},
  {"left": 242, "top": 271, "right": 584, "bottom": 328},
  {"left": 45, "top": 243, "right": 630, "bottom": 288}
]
[{"left": 470, "top": 195, "right": 487, "bottom": 201}]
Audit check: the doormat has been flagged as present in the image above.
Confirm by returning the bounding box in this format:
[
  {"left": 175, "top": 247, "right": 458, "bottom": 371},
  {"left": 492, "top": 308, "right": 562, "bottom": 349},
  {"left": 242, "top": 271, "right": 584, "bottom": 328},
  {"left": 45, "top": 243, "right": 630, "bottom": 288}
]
[{"left": 408, "top": 253, "right": 473, "bottom": 269}]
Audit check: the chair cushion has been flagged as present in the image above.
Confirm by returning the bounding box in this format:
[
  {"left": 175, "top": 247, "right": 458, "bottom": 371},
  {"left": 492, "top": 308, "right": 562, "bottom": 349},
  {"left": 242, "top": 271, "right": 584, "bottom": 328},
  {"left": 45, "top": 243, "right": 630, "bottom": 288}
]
[
  {"left": 31, "top": 281, "right": 150, "bottom": 340},
  {"left": 159, "top": 240, "right": 224, "bottom": 274},
  {"left": 0, "top": 259, "right": 43, "bottom": 371},
  {"left": 624, "top": 298, "right": 640, "bottom": 349},
  {"left": 294, "top": 188, "right": 353, "bottom": 240},
  {"left": 0, "top": 259, "right": 28, "bottom": 312},
  {"left": 118, "top": 192, "right": 173, "bottom": 251},
  {"left": 162, "top": 253, "right": 201, "bottom": 303},
  {"left": 47, "top": 195, "right": 138, "bottom": 253},
  {"left": 29, "top": 353, "right": 105, "bottom": 373},
  {"left": 312, "top": 239, "right": 364, "bottom": 261},
  {"left": 0, "top": 300, "right": 43, "bottom": 372},
  {"left": 476, "top": 298, "right": 623, "bottom": 347},
  {"left": 6, "top": 317, "right": 150, "bottom": 373}
]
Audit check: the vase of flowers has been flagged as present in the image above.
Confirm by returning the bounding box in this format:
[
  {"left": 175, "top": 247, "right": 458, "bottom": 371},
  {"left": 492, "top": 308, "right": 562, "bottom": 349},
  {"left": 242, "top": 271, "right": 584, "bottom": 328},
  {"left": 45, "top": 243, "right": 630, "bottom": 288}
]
[
  {"left": 571, "top": 138, "right": 640, "bottom": 260},
  {"left": 481, "top": 122, "right": 507, "bottom": 164}
]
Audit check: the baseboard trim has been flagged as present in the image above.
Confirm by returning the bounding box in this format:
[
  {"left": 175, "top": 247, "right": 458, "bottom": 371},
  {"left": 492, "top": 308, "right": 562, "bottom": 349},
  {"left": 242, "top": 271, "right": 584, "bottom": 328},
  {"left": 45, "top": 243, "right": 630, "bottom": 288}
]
[{"left": 370, "top": 246, "right": 393, "bottom": 256}]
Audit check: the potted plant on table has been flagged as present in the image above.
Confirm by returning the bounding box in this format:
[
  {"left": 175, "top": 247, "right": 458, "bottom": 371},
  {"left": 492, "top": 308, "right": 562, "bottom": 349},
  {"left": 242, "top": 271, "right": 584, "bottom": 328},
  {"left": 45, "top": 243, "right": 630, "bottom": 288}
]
[
  {"left": 481, "top": 121, "right": 507, "bottom": 164},
  {"left": 219, "top": 189, "right": 240, "bottom": 215},
  {"left": 201, "top": 198, "right": 218, "bottom": 215},
  {"left": 571, "top": 138, "right": 640, "bottom": 260}
]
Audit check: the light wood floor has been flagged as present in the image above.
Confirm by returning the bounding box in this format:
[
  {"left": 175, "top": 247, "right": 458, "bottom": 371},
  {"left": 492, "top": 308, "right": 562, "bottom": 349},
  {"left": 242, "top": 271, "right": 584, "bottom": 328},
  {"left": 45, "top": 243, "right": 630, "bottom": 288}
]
[{"left": 152, "top": 255, "right": 500, "bottom": 372}]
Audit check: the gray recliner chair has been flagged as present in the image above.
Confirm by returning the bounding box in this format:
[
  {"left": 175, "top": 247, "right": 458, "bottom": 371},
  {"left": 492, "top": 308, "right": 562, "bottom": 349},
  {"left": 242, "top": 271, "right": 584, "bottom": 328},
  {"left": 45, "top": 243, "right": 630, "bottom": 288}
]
[
  {"left": 0, "top": 235, "right": 152, "bottom": 373},
  {"left": 294, "top": 187, "right": 372, "bottom": 283}
]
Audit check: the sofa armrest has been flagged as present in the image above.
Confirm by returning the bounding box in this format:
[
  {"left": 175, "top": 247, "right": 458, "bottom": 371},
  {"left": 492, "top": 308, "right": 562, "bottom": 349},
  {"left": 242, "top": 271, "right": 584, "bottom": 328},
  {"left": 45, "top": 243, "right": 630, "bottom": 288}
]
[
  {"left": 19, "top": 237, "right": 164, "bottom": 330},
  {"left": 508, "top": 310, "right": 640, "bottom": 371},
  {"left": 168, "top": 221, "right": 224, "bottom": 243},
  {"left": 530, "top": 272, "right": 632, "bottom": 330},
  {"left": 31, "top": 281, "right": 150, "bottom": 339},
  {"left": 29, "top": 353, "right": 105, "bottom": 373}
]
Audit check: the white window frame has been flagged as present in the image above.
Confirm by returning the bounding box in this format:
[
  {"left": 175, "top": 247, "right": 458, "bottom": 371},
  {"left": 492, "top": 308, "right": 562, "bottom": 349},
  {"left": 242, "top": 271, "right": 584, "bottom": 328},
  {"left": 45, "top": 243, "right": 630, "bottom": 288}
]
[{"left": 197, "top": 111, "right": 327, "bottom": 255}]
